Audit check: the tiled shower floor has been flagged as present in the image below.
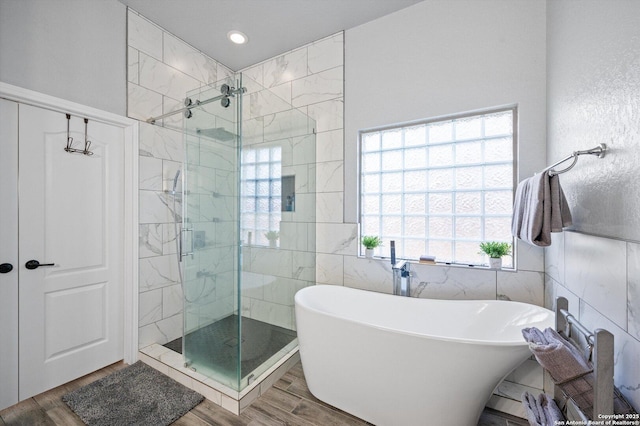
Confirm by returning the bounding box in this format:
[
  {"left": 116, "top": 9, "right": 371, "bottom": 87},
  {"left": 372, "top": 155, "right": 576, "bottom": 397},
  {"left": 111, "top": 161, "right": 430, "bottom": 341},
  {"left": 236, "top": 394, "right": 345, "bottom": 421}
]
[{"left": 164, "top": 314, "right": 297, "bottom": 386}]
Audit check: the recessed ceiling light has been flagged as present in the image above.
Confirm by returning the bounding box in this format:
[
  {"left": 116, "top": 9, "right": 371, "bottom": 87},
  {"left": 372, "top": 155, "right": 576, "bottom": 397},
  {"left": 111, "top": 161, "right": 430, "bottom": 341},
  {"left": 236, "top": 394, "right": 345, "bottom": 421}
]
[{"left": 227, "top": 31, "right": 248, "bottom": 45}]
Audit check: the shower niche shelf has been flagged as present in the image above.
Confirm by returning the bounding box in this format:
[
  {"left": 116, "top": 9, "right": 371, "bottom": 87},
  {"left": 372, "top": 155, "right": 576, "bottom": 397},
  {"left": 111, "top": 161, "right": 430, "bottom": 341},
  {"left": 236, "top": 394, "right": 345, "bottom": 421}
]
[{"left": 281, "top": 175, "right": 295, "bottom": 212}]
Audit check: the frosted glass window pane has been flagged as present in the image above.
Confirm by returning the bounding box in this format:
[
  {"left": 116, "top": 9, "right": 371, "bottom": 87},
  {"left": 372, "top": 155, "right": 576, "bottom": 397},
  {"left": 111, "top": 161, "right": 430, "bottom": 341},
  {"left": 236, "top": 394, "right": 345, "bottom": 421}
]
[
  {"left": 257, "top": 181, "right": 269, "bottom": 196},
  {"left": 404, "top": 217, "right": 425, "bottom": 237},
  {"left": 382, "top": 150, "right": 403, "bottom": 171},
  {"left": 363, "top": 216, "right": 380, "bottom": 235},
  {"left": 256, "top": 214, "right": 269, "bottom": 229},
  {"left": 428, "top": 145, "right": 454, "bottom": 166},
  {"left": 455, "top": 117, "right": 482, "bottom": 140},
  {"left": 429, "top": 217, "right": 452, "bottom": 238},
  {"left": 382, "top": 216, "right": 401, "bottom": 236},
  {"left": 455, "top": 217, "right": 481, "bottom": 239},
  {"left": 485, "top": 165, "right": 512, "bottom": 188},
  {"left": 258, "top": 148, "right": 270, "bottom": 162},
  {"left": 404, "top": 170, "right": 427, "bottom": 192},
  {"left": 269, "top": 216, "right": 280, "bottom": 229},
  {"left": 455, "top": 141, "right": 482, "bottom": 165},
  {"left": 381, "top": 130, "right": 402, "bottom": 149},
  {"left": 404, "top": 239, "right": 426, "bottom": 258},
  {"left": 363, "top": 133, "right": 380, "bottom": 152},
  {"left": 428, "top": 240, "right": 452, "bottom": 260},
  {"left": 242, "top": 198, "right": 255, "bottom": 211},
  {"left": 404, "top": 126, "right": 426, "bottom": 147},
  {"left": 243, "top": 182, "right": 255, "bottom": 196},
  {"left": 382, "top": 194, "right": 401, "bottom": 214},
  {"left": 484, "top": 138, "right": 513, "bottom": 162},
  {"left": 484, "top": 191, "right": 512, "bottom": 215},
  {"left": 382, "top": 172, "right": 403, "bottom": 193},
  {"left": 271, "top": 147, "right": 282, "bottom": 161},
  {"left": 270, "top": 181, "right": 281, "bottom": 195},
  {"left": 484, "top": 112, "right": 512, "bottom": 136},
  {"left": 243, "top": 149, "right": 256, "bottom": 163},
  {"left": 257, "top": 198, "right": 269, "bottom": 211},
  {"left": 429, "top": 193, "right": 452, "bottom": 214},
  {"left": 363, "top": 174, "right": 380, "bottom": 193},
  {"left": 270, "top": 164, "right": 281, "bottom": 177},
  {"left": 455, "top": 192, "right": 481, "bottom": 214},
  {"left": 455, "top": 241, "right": 482, "bottom": 264},
  {"left": 359, "top": 108, "right": 514, "bottom": 265},
  {"left": 242, "top": 215, "right": 255, "bottom": 229},
  {"left": 428, "top": 169, "right": 453, "bottom": 190},
  {"left": 257, "top": 164, "right": 269, "bottom": 179},
  {"left": 243, "top": 166, "right": 256, "bottom": 180},
  {"left": 404, "top": 194, "right": 426, "bottom": 215},
  {"left": 363, "top": 153, "right": 381, "bottom": 173},
  {"left": 428, "top": 122, "right": 453, "bottom": 143},
  {"left": 363, "top": 195, "right": 380, "bottom": 214},
  {"left": 485, "top": 217, "right": 512, "bottom": 240},
  {"left": 404, "top": 148, "right": 426, "bottom": 169},
  {"left": 455, "top": 167, "right": 482, "bottom": 190}
]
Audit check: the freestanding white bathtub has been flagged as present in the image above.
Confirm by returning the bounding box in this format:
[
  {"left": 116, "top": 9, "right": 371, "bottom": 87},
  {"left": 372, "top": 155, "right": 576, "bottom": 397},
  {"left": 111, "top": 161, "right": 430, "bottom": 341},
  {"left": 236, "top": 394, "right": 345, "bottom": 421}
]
[{"left": 295, "top": 285, "right": 555, "bottom": 426}]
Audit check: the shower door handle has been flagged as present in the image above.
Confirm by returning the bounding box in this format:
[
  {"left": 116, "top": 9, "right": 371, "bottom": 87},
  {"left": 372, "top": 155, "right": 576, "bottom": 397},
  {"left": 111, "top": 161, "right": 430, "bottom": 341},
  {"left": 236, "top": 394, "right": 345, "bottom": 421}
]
[
  {"left": 180, "top": 229, "right": 194, "bottom": 261},
  {"left": 25, "top": 260, "right": 55, "bottom": 270}
]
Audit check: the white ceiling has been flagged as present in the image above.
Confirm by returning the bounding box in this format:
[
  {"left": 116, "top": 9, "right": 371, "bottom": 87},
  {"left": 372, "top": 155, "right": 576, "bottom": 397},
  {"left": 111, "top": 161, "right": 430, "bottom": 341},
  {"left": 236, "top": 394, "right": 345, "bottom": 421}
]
[{"left": 118, "top": 0, "right": 423, "bottom": 70}]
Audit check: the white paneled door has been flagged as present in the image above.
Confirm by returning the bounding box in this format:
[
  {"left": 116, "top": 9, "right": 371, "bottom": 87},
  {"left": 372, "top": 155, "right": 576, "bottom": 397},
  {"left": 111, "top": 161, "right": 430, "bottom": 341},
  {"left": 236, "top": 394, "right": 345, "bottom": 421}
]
[
  {"left": 6, "top": 102, "right": 125, "bottom": 401},
  {"left": 0, "top": 99, "right": 20, "bottom": 409}
]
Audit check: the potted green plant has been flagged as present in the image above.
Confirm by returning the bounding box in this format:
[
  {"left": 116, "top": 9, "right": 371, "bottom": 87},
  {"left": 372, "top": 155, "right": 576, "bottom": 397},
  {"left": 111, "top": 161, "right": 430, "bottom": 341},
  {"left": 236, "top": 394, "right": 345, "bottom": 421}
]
[
  {"left": 361, "top": 235, "right": 382, "bottom": 258},
  {"left": 265, "top": 230, "right": 279, "bottom": 248},
  {"left": 479, "top": 241, "right": 511, "bottom": 269}
]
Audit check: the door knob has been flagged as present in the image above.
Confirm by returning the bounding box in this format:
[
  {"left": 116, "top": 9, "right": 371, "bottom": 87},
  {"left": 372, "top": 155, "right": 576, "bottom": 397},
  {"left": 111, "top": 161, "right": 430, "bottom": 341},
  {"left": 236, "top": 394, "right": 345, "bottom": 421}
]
[
  {"left": 0, "top": 263, "right": 13, "bottom": 273},
  {"left": 25, "top": 260, "right": 55, "bottom": 270}
]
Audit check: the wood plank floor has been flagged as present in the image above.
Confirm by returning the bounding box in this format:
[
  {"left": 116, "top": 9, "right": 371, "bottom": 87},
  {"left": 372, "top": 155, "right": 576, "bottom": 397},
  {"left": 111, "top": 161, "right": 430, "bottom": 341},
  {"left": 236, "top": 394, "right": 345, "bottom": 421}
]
[{"left": 0, "top": 361, "right": 528, "bottom": 426}]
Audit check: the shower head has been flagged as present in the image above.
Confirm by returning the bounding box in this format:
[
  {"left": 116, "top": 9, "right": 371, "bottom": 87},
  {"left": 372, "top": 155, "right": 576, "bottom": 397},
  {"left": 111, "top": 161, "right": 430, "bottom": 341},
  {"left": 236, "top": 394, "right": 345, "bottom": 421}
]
[{"left": 196, "top": 127, "right": 236, "bottom": 142}]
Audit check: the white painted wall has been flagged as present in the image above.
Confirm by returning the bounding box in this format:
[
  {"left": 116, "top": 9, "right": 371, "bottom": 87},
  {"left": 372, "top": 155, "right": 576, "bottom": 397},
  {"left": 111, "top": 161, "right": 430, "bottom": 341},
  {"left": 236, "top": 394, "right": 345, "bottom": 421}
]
[
  {"left": 0, "top": 0, "right": 126, "bottom": 115},
  {"left": 547, "top": 0, "right": 640, "bottom": 240},
  {"left": 343, "top": 0, "right": 547, "bottom": 272}
]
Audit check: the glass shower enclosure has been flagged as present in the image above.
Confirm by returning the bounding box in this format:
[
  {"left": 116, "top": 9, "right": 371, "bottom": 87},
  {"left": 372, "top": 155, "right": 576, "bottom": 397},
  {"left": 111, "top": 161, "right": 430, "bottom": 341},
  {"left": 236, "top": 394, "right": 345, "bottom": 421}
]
[{"left": 177, "top": 73, "right": 316, "bottom": 391}]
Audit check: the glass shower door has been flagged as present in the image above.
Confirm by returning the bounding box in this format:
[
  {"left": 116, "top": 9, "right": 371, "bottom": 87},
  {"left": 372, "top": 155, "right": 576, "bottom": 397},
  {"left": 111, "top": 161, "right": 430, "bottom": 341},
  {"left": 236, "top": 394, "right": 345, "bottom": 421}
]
[
  {"left": 179, "top": 72, "right": 317, "bottom": 392},
  {"left": 238, "top": 73, "right": 316, "bottom": 385},
  {"left": 182, "top": 78, "right": 242, "bottom": 389}
]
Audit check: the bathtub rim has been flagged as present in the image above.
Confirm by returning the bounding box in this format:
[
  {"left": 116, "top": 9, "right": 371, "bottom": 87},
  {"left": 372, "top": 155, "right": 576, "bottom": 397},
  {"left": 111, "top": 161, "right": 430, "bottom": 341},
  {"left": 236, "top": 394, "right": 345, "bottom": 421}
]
[{"left": 295, "top": 284, "right": 555, "bottom": 347}]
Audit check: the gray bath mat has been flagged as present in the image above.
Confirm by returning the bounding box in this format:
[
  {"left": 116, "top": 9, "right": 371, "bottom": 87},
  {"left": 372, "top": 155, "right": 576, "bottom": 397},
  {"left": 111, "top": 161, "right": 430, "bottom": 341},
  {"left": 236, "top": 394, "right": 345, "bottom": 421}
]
[{"left": 62, "top": 361, "right": 204, "bottom": 426}]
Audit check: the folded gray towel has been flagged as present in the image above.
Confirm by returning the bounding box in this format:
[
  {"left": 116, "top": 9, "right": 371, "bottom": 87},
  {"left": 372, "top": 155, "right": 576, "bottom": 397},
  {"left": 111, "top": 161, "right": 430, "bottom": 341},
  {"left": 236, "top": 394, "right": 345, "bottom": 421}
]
[
  {"left": 522, "top": 327, "right": 592, "bottom": 383},
  {"left": 511, "top": 171, "right": 572, "bottom": 247},
  {"left": 522, "top": 391, "right": 565, "bottom": 426},
  {"left": 550, "top": 174, "right": 572, "bottom": 232}
]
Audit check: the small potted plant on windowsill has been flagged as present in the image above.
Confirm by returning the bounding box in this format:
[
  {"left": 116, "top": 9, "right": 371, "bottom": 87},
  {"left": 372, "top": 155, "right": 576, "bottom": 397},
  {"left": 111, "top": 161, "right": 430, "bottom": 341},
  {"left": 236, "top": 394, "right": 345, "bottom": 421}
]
[
  {"left": 362, "top": 235, "right": 382, "bottom": 259},
  {"left": 265, "top": 231, "right": 279, "bottom": 248},
  {"left": 479, "top": 241, "right": 511, "bottom": 269}
]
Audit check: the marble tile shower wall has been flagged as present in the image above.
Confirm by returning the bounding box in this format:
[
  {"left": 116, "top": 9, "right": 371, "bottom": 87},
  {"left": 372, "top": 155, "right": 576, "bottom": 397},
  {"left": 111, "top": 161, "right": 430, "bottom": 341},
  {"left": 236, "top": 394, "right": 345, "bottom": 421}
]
[
  {"left": 127, "top": 9, "right": 236, "bottom": 348},
  {"left": 545, "top": 231, "right": 640, "bottom": 412},
  {"left": 239, "top": 32, "right": 344, "bottom": 330}
]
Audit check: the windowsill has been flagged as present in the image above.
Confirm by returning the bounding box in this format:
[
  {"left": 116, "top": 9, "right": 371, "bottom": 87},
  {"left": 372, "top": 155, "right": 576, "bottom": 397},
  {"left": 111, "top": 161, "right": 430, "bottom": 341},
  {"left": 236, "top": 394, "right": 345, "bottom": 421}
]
[{"left": 358, "top": 255, "right": 517, "bottom": 272}]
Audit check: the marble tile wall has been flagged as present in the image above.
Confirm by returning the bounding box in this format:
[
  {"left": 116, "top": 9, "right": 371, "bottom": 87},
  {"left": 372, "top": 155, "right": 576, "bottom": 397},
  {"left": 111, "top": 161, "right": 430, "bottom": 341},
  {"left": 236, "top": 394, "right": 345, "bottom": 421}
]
[
  {"left": 545, "top": 231, "right": 640, "bottom": 412},
  {"left": 238, "top": 33, "right": 343, "bottom": 329},
  {"left": 127, "top": 8, "right": 236, "bottom": 348}
]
